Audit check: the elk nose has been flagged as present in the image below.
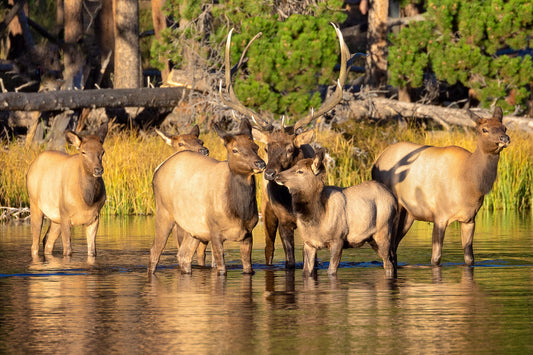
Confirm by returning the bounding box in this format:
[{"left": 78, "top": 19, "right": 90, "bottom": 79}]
[
  {"left": 93, "top": 167, "right": 104, "bottom": 177},
  {"left": 255, "top": 160, "right": 266, "bottom": 172},
  {"left": 500, "top": 135, "right": 510, "bottom": 145},
  {"left": 264, "top": 169, "right": 276, "bottom": 181},
  {"left": 200, "top": 147, "right": 209, "bottom": 156}
]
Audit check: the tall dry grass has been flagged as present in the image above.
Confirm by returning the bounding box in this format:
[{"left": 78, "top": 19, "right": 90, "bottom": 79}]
[{"left": 1, "top": 122, "right": 531, "bottom": 216}]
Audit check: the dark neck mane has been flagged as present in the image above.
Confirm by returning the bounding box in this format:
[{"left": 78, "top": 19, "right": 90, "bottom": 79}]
[
  {"left": 292, "top": 187, "right": 325, "bottom": 223},
  {"left": 227, "top": 172, "right": 257, "bottom": 221}
]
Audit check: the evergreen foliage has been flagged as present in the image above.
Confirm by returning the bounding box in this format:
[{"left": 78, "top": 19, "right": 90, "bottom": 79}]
[
  {"left": 389, "top": 0, "right": 533, "bottom": 112},
  {"left": 151, "top": 0, "right": 347, "bottom": 119}
]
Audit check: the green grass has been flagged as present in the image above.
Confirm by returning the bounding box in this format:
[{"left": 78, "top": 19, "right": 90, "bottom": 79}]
[{"left": 1, "top": 122, "right": 532, "bottom": 217}]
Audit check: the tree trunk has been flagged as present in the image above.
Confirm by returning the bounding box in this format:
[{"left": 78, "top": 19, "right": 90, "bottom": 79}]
[
  {"left": 96, "top": 0, "right": 115, "bottom": 88},
  {"left": 63, "top": 0, "right": 83, "bottom": 90},
  {"left": 113, "top": 0, "right": 141, "bottom": 89},
  {"left": 151, "top": 0, "right": 170, "bottom": 82},
  {"left": 365, "top": 0, "right": 389, "bottom": 90}
]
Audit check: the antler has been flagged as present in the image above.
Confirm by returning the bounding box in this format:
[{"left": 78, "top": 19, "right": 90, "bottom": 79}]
[
  {"left": 219, "top": 29, "right": 273, "bottom": 131},
  {"left": 293, "top": 23, "right": 350, "bottom": 132}
]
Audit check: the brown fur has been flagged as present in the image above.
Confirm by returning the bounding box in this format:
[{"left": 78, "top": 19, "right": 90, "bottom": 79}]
[
  {"left": 275, "top": 149, "right": 398, "bottom": 278},
  {"left": 372, "top": 107, "right": 510, "bottom": 266},
  {"left": 149, "top": 119, "right": 265, "bottom": 275},
  {"left": 26, "top": 124, "right": 108, "bottom": 257},
  {"left": 252, "top": 127, "right": 315, "bottom": 268}
]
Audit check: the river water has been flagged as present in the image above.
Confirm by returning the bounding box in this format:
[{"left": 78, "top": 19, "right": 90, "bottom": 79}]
[{"left": 1, "top": 211, "right": 532, "bottom": 354}]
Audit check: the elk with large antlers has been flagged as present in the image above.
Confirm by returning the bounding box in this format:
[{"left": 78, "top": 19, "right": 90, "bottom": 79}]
[{"left": 220, "top": 23, "right": 350, "bottom": 268}]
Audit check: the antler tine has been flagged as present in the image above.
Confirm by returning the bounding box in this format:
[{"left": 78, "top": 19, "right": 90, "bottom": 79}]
[
  {"left": 294, "top": 23, "right": 350, "bottom": 132},
  {"left": 219, "top": 29, "right": 273, "bottom": 131}
]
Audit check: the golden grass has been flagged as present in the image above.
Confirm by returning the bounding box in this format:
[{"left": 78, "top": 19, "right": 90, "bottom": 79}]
[{"left": 1, "top": 122, "right": 531, "bottom": 216}]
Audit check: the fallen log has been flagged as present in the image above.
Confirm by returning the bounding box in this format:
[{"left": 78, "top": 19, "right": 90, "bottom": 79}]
[
  {"left": 342, "top": 96, "right": 533, "bottom": 133},
  {"left": 0, "top": 87, "right": 190, "bottom": 112}
]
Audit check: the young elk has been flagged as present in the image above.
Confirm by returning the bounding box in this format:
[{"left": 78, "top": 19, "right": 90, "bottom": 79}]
[
  {"left": 275, "top": 149, "right": 398, "bottom": 278},
  {"left": 372, "top": 107, "right": 510, "bottom": 266},
  {"left": 149, "top": 118, "right": 266, "bottom": 275},
  {"left": 155, "top": 124, "right": 211, "bottom": 266},
  {"left": 220, "top": 23, "right": 351, "bottom": 269},
  {"left": 26, "top": 124, "right": 108, "bottom": 257}
]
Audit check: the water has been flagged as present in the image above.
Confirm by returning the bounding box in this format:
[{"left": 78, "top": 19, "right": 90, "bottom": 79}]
[{"left": 1, "top": 212, "right": 532, "bottom": 354}]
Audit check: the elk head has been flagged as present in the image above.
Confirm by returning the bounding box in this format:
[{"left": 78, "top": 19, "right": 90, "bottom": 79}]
[
  {"left": 219, "top": 23, "right": 349, "bottom": 180},
  {"left": 275, "top": 148, "right": 326, "bottom": 195},
  {"left": 214, "top": 118, "right": 266, "bottom": 175},
  {"left": 65, "top": 124, "right": 108, "bottom": 178},
  {"left": 155, "top": 124, "right": 209, "bottom": 156},
  {"left": 468, "top": 106, "right": 510, "bottom": 154}
]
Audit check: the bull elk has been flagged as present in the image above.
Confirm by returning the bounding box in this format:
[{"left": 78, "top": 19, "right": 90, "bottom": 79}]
[
  {"left": 275, "top": 149, "right": 398, "bottom": 278},
  {"left": 220, "top": 23, "right": 351, "bottom": 268},
  {"left": 149, "top": 118, "right": 266, "bottom": 275},
  {"left": 371, "top": 107, "right": 510, "bottom": 266},
  {"left": 26, "top": 124, "right": 108, "bottom": 257},
  {"left": 155, "top": 124, "right": 211, "bottom": 265}
]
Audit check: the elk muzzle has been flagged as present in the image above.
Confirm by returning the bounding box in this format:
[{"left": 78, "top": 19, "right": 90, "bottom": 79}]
[
  {"left": 254, "top": 160, "right": 266, "bottom": 173},
  {"left": 199, "top": 147, "right": 210, "bottom": 156},
  {"left": 93, "top": 167, "right": 104, "bottom": 177}
]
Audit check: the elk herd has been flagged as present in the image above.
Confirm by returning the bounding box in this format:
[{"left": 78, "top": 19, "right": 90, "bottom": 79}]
[{"left": 25, "top": 24, "right": 511, "bottom": 279}]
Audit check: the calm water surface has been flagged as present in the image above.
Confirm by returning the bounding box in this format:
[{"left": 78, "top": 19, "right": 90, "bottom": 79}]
[{"left": 1, "top": 211, "right": 532, "bottom": 354}]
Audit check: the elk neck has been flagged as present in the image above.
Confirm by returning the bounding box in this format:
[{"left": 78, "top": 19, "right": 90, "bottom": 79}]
[
  {"left": 226, "top": 170, "right": 258, "bottom": 222},
  {"left": 291, "top": 183, "right": 326, "bottom": 224},
  {"left": 464, "top": 144, "right": 501, "bottom": 196},
  {"left": 76, "top": 155, "right": 105, "bottom": 206}
]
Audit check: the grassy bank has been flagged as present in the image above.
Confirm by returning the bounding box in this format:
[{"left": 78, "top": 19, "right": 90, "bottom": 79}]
[{"left": 1, "top": 122, "right": 532, "bottom": 217}]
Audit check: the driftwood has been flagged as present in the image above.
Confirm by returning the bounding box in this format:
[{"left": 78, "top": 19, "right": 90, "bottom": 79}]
[
  {"left": 0, "top": 87, "right": 190, "bottom": 112},
  {"left": 342, "top": 96, "right": 533, "bottom": 133}
]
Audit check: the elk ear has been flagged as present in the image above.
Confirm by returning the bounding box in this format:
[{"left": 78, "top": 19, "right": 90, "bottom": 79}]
[
  {"left": 96, "top": 123, "right": 108, "bottom": 143},
  {"left": 252, "top": 128, "right": 268, "bottom": 144},
  {"left": 311, "top": 148, "right": 325, "bottom": 176},
  {"left": 155, "top": 128, "right": 172, "bottom": 146},
  {"left": 189, "top": 124, "right": 200, "bottom": 137},
  {"left": 213, "top": 122, "right": 228, "bottom": 140},
  {"left": 493, "top": 106, "right": 503, "bottom": 122},
  {"left": 294, "top": 129, "right": 315, "bottom": 148},
  {"left": 65, "top": 130, "right": 82, "bottom": 149},
  {"left": 238, "top": 118, "right": 253, "bottom": 137},
  {"left": 467, "top": 109, "right": 482, "bottom": 125}
]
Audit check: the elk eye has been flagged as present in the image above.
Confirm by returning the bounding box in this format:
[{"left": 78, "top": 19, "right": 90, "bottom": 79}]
[
  {"left": 232, "top": 148, "right": 239, "bottom": 153},
  {"left": 297, "top": 170, "right": 303, "bottom": 174},
  {"left": 482, "top": 128, "right": 489, "bottom": 133},
  {"left": 178, "top": 143, "right": 185, "bottom": 147},
  {"left": 81, "top": 150, "right": 87, "bottom": 155}
]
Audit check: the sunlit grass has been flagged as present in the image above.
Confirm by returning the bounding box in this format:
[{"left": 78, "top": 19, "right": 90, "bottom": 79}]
[{"left": 1, "top": 121, "right": 531, "bottom": 216}]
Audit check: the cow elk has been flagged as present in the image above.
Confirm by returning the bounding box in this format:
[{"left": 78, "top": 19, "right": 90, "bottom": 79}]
[
  {"left": 155, "top": 124, "right": 209, "bottom": 156},
  {"left": 220, "top": 23, "right": 351, "bottom": 269},
  {"left": 155, "top": 124, "right": 211, "bottom": 266},
  {"left": 372, "top": 107, "right": 510, "bottom": 266},
  {"left": 26, "top": 124, "right": 108, "bottom": 258},
  {"left": 275, "top": 149, "right": 398, "bottom": 278},
  {"left": 149, "top": 118, "right": 266, "bottom": 275}
]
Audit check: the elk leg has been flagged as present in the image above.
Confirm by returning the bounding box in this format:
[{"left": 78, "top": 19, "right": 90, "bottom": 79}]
[
  {"left": 327, "top": 239, "right": 344, "bottom": 276},
  {"left": 371, "top": 229, "right": 397, "bottom": 279},
  {"left": 149, "top": 212, "right": 174, "bottom": 274},
  {"left": 279, "top": 224, "right": 296, "bottom": 269},
  {"left": 60, "top": 220, "right": 73, "bottom": 256},
  {"left": 196, "top": 241, "right": 208, "bottom": 267},
  {"left": 431, "top": 221, "right": 447, "bottom": 266},
  {"left": 397, "top": 208, "right": 415, "bottom": 249},
  {"left": 302, "top": 243, "right": 316, "bottom": 278},
  {"left": 85, "top": 218, "right": 99, "bottom": 257},
  {"left": 263, "top": 204, "right": 279, "bottom": 265},
  {"left": 240, "top": 232, "right": 254, "bottom": 274},
  {"left": 460, "top": 221, "right": 475, "bottom": 266},
  {"left": 211, "top": 235, "right": 226, "bottom": 276},
  {"left": 177, "top": 234, "right": 199, "bottom": 274},
  {"left": 44, "top": 222, "right": 61, "bottom": 255},
  {"left": 30, "top": 205, "right": 44, "bottom": 257},
  {"left": 173, "top": 224, "right": 181, "bottom": 256}
]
